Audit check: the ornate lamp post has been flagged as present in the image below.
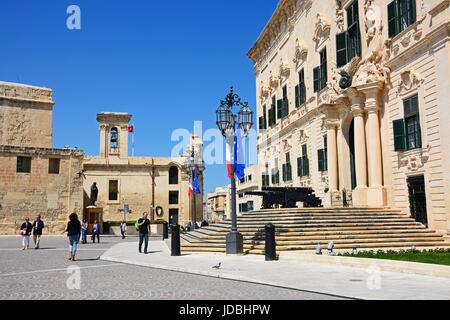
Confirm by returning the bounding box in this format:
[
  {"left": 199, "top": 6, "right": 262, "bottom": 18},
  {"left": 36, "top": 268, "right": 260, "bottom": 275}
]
[
  {"left": 215, "top": 87, "right": 253, "bottom": 254},
  {"left": 184, "top": 143, "right": 204, "bottom": 231}
]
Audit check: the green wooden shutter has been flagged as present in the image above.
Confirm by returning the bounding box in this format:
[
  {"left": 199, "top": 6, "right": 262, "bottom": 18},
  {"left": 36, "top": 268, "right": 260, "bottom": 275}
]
[
  {"left": 297, "top": 157, "right": 303, "bottom": 177},
  {"left": 258, "top": 117, "right": 263, "bottom": 130},
  {"left": 295, "top": 85, "right": 300, "bottom": 108},
  {"left": 336, "top": 31, "right": 348, "bottom": 67},
  {"left": 388, "top": 1, "right": 398, "bottom": 38},
  {"left": 283, "top": 99, "right": 289, "bottom": 117},
  {"left": 393, "top": 119, "right": 406, "bottom": 151},
  {"left": 277, "top": 99, "right": 283, "bottom": 119},
  {"left": 318, "top": 149, "right": 324, "bottom": 172},
  {"left": 313, "top": 67, "right": 320, "bottom": 92}
]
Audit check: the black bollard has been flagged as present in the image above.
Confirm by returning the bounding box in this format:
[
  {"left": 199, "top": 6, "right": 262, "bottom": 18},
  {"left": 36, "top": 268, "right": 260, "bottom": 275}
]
[
  {"left": 162, "top": 222, "right": 169, "bottom": 240},
  {"left": 171, "top": 224, "right": 181, "bottom": 256},
  {"left": 265, "top": 223, "right": 277, "bottom": 261}
]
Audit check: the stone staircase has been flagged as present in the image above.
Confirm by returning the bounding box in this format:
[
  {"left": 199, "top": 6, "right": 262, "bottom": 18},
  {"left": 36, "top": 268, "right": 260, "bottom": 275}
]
[{"left": 181, "top": 208, "right": 450, "bottom": 254}]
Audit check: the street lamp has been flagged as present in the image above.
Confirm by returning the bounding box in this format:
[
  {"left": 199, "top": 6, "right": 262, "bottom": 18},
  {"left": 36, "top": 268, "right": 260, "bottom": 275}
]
[
  {"left": 215, "top": 87, "right": 253, "bottom": 255},
  {"left": 184, "top": 143, "right": 204, "bottom": 231}
]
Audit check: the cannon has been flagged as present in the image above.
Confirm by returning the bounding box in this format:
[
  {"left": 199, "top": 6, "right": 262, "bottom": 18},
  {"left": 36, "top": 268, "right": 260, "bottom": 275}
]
[{"left": 246, "top": 187, "right": 323, "bottom": 209}]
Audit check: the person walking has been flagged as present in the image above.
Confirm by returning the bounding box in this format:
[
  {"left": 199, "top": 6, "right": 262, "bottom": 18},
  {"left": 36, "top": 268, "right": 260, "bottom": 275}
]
[
  {"left": 137, "top": 213, "right": 150, "bottom": 254},
  {"left": 20, "top": 218, "right": 33, "bottom": 250},
  {"left": 120, "top": 221, "right": 127, "bottom": 239},
  {"left": 32, "top": 215, "right": 45, "bottom": 249},
  {"left": 80, "top": 220, "right": 88, "bottom": 244},
  {"left": 92, "top": 220, "right": 100, "bottom": 244},
  {"left": 66, "top": 213, "right": 81, "bottom": 261}
]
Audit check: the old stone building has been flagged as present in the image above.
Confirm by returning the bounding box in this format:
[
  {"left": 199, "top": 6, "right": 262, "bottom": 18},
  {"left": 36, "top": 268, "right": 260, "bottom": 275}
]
[
  {"left": 82, "top": 112, "right": 204, "bottom": 227},
  {"left": 0, "top": 82, "right": 84, "bottom": 234},
  {"left": 207, "top": 186, "right": 230, "bottom": 222},
  {"left": 237, "top": 165, "right": 263, "bottom": 213},
  {"left": 0, "top": 82, "right": 204, "bottom": 234},
  {"left": 248, "top": 0, "right": 450, "bottom": 234}
]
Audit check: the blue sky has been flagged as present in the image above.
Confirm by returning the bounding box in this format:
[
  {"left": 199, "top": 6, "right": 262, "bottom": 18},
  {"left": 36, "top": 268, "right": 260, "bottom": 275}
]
[{"left": 0, "top": 0, "right": 278, "bottom": 193}]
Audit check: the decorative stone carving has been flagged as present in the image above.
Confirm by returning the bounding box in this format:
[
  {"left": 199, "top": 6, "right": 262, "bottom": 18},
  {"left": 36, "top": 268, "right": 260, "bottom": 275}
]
[
  {"left": 353, "top": 36, "right": 391, "bottom": 86},
  {"left": 397, "top": 70, "right": 424, "bottom": 95},
  {"left": 269, "top": 71, "right": 281, "bottom": 88},
  {"left": 399, "top": 145, "right": 431, "bottom": 172},
  {"left": 0, "top": 82, "right": 53, "bottom": 103},
  {"left": 336, "top": 0, "right": 345, "bottom": 32},
  {"left": 313, "top": 14, "right": 331, "bottom": 44},
  {"left": 293, "top": 38, "right": 308, "bottom": 66},
  {"left": 279, "top": 58, "right": 290, "bottom": 78},
  {"left": 364, "top": 0, "right": 382, "bottom": 45},
  {"left": 282, "top": 138, "right": 292, "bottom": 152},
  {"left": 260, "top": 82, "right": 270, "bottom": 101},
  {"left": 297, "top": 130, "right": 309, "bottom": 145}
]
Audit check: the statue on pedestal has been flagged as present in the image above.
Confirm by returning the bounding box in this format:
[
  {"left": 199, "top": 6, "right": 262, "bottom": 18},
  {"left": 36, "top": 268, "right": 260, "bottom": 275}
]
[{"left": 90, "top": 182, "right": 98, "bottom": 207}]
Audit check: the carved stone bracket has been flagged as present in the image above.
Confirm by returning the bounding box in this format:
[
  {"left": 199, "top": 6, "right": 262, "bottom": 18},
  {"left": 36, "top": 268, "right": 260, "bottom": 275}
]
[
  {"left": 297, "top": 129, "right": 309, "bottom": 145},
  {"left": 260, "top": 82, "right": 270, "bottom": 101}
]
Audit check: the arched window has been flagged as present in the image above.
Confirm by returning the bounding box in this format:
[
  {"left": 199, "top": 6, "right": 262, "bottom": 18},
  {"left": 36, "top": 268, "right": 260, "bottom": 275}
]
[
  {"left": 169, "top": 166, "right": 179, "bottom": 185},
  {"left": 110, "top": 127, "right": 119, "bottom": 149}
]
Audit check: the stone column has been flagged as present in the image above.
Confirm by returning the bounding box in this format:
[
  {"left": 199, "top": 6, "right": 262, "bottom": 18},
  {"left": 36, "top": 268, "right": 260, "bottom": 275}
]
[
  {"left": 363, "top": 85, "right": 386, "bottom": 207},
  {"left": 326, "top": 121, "right": 339, "bottom": 193},
  {"left": 350, "top": 95, "right": 368, "bottom": 207}
]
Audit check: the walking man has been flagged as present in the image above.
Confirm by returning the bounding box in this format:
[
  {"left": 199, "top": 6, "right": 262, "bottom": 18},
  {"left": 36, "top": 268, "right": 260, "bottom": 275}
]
[
  {"left": 20, "top": 218, "right": 33, "bottom": 250},
  {"left": 32, "top": 215, "right": 45, "bottom": 249},
  {"left": 138, "top": 213, "right": 151, "bottom": 254},
  {"left": 92, "top": 220, "right": 100, "bottom": 244},
  {"left": 120, "top": 221, "right": 127, "bottom": 239}
]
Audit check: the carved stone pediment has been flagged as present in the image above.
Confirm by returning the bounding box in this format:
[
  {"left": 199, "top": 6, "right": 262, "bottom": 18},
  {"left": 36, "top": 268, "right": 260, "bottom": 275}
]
[
  {"left": 313, "top": 14, "right": 331, "bottom": 44},
  {"left": 397, "top": 70, "right": 424, "bottom": 96},
  {"left": 293, "top": 38, "right": 308, "bottom": 66}
]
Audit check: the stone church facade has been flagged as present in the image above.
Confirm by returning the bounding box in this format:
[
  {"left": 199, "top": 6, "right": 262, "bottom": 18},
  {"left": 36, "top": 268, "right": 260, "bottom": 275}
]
[
  {"left": 0, "top": 82, "right": 203, "bottom": 234},
  {"left": 248, "top": 0, "right": 450, "bottom": 234}
]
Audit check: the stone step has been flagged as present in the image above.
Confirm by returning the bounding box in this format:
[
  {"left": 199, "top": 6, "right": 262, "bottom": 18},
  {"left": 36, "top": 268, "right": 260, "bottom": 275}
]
[
  {"left": 203, "top": 222, "right": 423, "bottom": 232},
  {"left": 236, "top": 214, "right": 409, "bottom": 222},
  {"left": 213, "top": 218, "right": 417, "bottom": 227},
  {"left": 182, "top": 235, "right": 446, "bottom": 246},
  {"left": 244, "top": 208, "right": 401, "bottom": 215},
  {"left": 188, "top": 225, "right": 429, "bottom": 237},
  {"left": 181, "top": 231, "right": 440, "bottom": 243},
  {"left": 182, "top": 240, "right": 450, "bottom": 251}
]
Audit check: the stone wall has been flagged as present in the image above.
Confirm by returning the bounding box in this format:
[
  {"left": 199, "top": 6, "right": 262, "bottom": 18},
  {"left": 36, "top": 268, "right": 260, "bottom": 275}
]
[
  {"left": 0, "top": 146, "right": 84, "bottom": 235},
  {"left": 0, "top": 82, "right": 54, "bottom": 148}
]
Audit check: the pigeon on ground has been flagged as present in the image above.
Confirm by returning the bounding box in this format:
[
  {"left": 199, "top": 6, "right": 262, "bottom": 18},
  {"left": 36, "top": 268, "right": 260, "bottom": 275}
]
[{"left": 212, "top": 262, "right": 222, "bottom": 269}]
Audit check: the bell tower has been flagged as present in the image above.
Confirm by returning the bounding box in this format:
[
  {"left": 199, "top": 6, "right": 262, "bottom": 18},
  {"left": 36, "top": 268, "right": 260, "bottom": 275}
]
[{"left": 96, "top": 112, "right": 132, "bottom": 159}]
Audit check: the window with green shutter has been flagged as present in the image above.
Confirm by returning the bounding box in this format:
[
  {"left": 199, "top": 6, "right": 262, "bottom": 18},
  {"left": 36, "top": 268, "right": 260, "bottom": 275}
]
[
  {"left": 298, "top": 69, "right": 306, "bottom": 106},
  {"left": 297, "top": 157, "right": 303, "bottom": 177},
  {"left": 336, "top": 1, "right": 361, "bottom": 68},
  {"left": 336, "top": 31, "right": 348, "bottom": 68},
  {"left": 388, "top": 0, "right": 416, "bottom": 38},
  {"left": 313, "top": 67, "right": 320, "bottom": 93},
  {"left": 277, "top": 99, "right": 283, "bottom": 120},
  {"left": 393, "top": 94, "right": 422, "bottom": 152}
]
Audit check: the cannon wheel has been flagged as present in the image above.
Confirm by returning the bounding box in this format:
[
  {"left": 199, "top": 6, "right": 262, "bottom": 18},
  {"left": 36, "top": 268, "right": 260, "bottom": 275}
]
[{"left": 287, "top": 199, "right": 296, "bottom": 208}]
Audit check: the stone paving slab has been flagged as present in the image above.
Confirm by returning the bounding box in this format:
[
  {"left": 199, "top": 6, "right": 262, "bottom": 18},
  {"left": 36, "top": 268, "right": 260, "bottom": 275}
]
[{"left": 100, "top": 241, "right": 450, "bottom": 300}]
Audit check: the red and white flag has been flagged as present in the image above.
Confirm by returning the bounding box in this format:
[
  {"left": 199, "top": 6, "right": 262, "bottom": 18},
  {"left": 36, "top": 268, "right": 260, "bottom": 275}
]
[{"left": 188, "top": 183, "right": 194, "bottom": 198}]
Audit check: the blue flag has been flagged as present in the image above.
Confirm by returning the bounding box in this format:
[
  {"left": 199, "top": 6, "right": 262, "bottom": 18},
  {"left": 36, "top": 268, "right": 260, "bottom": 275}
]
[
  {"left": 234, "top": 124, "right": 245, "bottom": 181},
  {"left": 193, "top": 169, "right": 201, "bottom": 195}
]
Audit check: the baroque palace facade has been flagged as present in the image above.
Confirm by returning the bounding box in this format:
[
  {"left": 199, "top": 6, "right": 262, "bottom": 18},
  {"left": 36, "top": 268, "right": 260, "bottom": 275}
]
[
  {"left": 248, "top": 0, "right": 450, "bottom": 234},
  {"left": 0, "top": 81, "right": 203, "bottom": 234}
]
